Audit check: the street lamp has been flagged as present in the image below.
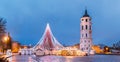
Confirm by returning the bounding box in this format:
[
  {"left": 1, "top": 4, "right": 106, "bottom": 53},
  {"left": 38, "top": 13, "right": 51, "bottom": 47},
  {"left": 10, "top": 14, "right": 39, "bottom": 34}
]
[
  {"left": 3, "top": 36, "right": 9, "bottom": 44},
  {"left": 2, "top": 35, "right": 10, "bottom": 54},
  {"left": 3, "top": 36, "right": 9, "bottom": 43}
]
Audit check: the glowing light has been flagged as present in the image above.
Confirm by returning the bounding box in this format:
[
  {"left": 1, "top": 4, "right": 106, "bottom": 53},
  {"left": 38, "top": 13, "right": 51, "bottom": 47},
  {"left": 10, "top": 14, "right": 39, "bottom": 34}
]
[
  {"left": 3, "top": 36, "right": 9, "bottom": 43},
  {"left": 106, "top": 47, "right": 108, "bottom": 50}
]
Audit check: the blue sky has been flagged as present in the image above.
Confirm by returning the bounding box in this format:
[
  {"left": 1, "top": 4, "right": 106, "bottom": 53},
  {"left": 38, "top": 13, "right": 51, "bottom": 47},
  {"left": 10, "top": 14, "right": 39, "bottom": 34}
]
[{"left": 0, "top": 0, "right": 120, "bottom": 46}]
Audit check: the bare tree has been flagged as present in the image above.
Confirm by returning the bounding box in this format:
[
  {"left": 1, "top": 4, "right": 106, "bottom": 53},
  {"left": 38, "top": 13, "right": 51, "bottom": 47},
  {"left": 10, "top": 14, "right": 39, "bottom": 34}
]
[
  {"left": 113, "top": 41, "right": 120, "bottom": 50},
  {"left": 0, "top": 18, "right": 7, "bottom": 33},
  {"left": 0, "top": 17, "right": 7, "bottom": 53}
]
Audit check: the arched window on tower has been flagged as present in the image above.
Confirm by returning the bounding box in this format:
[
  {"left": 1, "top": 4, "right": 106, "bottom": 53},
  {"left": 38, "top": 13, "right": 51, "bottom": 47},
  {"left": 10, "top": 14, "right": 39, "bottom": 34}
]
[
  {"left": 82, "top": 19, "right": 84, "bottom": 21},
  {"left": 86, "top": 33, "right": 87, "bottom": 38},
  {"left": 89, "top": 45, "right": 91, "bottom": 47},
  {"left": 90, "top": 25, "right": 91, "bottom": 30},
  {"left": 86, "top": 25, "right": 88, "bottom": 30},
  {"left": 86, "top": 19, "right": 88, "bottom": 22},
  {"left": 82, "top": 25, "right": 84, "bottom": 30},
  {"left": 86, "top": 47, "right": 88, "bottom": 50},
  {"left": 81, "top": 48, "right": 84, "bottom": 51}
]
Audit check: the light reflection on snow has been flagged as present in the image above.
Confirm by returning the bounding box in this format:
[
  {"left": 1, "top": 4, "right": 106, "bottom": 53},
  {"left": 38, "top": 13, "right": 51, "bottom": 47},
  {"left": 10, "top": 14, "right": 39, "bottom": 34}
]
[
  {"left": 40, "top": 56, "right": 65, "bottom": 62},
  {"left": 8, "top": 55, "right": 120, "bottom": 62}
]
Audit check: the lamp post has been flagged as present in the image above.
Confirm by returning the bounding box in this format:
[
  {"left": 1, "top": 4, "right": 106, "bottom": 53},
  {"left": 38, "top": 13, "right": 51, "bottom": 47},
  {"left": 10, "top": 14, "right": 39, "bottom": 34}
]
[{"left": 3, "top": 36, "right": 9, "bottom": 43}]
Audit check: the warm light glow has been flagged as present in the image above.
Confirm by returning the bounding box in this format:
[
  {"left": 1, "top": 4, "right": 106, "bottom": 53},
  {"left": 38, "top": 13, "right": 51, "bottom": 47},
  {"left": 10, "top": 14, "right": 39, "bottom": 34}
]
[
  {"left": 12, "top": 42, "right": 20, "bottom": 53},
  {"left": 106, "top": 48, "right": 108, "bottom": 50},
  {"left": 24, "top": 46, "right": 28, "bottom": 49},
  {"left": 92, "top": 45, "right": 102, "bottom": 53},
  {"left": 3, "top": 36, "right": 9, "bottom": 43},
  {"left": 61, "top": 50, "right": 68, "bottom": 56}
]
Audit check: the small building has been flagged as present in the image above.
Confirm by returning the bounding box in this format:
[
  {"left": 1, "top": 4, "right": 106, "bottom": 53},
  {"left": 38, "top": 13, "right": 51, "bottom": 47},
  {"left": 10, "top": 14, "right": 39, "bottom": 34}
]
[
  {"left": 12, "top": 41, "right": 21, "bottom": 53},
  {"left": 92, "top": 45, "right": 103, "bottom": 53}
]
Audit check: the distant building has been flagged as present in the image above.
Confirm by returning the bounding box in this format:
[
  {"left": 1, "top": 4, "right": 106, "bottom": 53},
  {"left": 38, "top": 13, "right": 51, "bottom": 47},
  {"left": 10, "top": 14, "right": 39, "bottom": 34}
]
[
  {"left": 71, "top": 43, "right": 80, "bottom": 49},
  {"left": 80, "top": 9, "right": 93, "bottom": 53},
  {"left": 92, "top": 45, "right": 103, "bottom": 53},
  {"left": 12, "top": 41, "right": 20, "bottom": 53},
  {"left": 21, "top": 45, "right": 30, "bottom": 49}
]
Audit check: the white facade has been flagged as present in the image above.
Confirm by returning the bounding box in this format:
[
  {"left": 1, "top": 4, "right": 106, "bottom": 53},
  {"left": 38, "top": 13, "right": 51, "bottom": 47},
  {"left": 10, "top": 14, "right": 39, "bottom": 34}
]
[
  {"left": 19, "top": 48, "right": 33, "bottom": 55},
  {"left": 80, "top": 9, "right": 92, "bottom": 53}
]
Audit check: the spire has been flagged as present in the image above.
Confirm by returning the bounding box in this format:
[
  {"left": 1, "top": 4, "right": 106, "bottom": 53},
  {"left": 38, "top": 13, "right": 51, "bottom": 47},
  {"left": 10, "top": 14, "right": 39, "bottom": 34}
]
[
  {"left": 46, "top": 23, "right": 50, "bottom": 30},
  {"left": 85, "top": 9, "right": 88, "bottom": 15},
  {"left": 83, "top": 9, "right": 90, "bottom": 17}
]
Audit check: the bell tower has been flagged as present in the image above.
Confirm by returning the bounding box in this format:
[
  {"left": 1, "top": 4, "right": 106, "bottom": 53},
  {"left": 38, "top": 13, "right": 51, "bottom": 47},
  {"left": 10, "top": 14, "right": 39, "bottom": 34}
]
[{"left": 80, "top": 9, "right": 92, "bottom": 53}]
